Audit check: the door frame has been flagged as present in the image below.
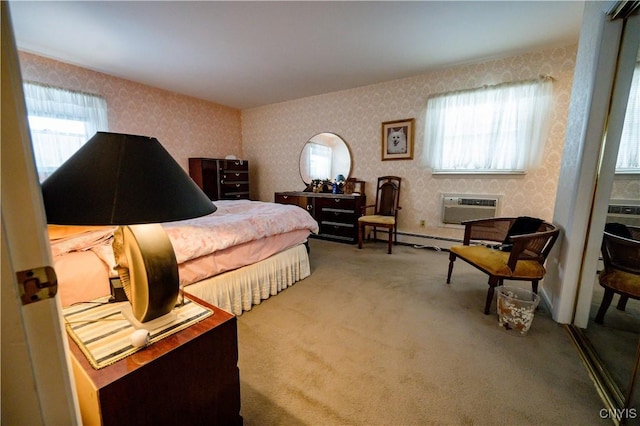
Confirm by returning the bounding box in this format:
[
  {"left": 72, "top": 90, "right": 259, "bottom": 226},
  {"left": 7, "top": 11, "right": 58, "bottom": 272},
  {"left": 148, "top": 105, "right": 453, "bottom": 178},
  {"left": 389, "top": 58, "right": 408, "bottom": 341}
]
[{"left": 1, "top": 3, "right": 79, "bottom": 424}]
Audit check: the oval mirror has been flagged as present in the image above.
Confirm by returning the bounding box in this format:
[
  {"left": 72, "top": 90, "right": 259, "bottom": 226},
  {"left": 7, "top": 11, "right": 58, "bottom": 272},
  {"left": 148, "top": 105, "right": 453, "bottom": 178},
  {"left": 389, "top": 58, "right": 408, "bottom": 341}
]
[{"left": 299, "top": 132, "right": 352, "bottom": 185}]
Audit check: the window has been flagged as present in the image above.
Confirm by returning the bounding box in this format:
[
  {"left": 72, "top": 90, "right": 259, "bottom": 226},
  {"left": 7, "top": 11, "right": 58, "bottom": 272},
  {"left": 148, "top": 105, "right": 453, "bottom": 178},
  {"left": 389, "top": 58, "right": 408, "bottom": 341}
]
[
  {"left": 307, "top": 142, "right": 332, "bottom": 180},
  {"left": 23, "top": 82, "right": 108, "bottom": 181},
  {"left": 423, "top": 78, "right": 553, "bottom": 173},
  {"left": 616, "top": 62, "right": 640, "bottom": 173}
]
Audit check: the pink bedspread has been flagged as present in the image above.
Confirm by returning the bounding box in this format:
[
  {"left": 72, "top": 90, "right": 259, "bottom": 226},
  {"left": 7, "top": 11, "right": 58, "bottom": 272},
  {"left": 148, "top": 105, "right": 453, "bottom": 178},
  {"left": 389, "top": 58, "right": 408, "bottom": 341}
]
[
  {"left": 50, "top": 200, "right": 318, "bottom": 306},
  {"left": 163, "top": 200, "right": 318, "bottom": 263},
  {"left": 50, "top": 200, "right": 318, "bottom": 267}
]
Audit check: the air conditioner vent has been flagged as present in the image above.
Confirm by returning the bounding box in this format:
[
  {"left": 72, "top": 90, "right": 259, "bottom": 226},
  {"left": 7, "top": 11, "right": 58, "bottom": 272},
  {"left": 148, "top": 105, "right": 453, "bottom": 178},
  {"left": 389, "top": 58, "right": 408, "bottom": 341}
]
[
  {"left": 607, "top": 201, "right": 640, "bottom": 227},
  {"left": 608, "top": 205, "right": 640, "bottom": 215},
  {"left": 458, "top": 198, "right": 497, "bottom": 207},
  {"left": 441, "top": 195, "right": 500, "bottom": 224}
]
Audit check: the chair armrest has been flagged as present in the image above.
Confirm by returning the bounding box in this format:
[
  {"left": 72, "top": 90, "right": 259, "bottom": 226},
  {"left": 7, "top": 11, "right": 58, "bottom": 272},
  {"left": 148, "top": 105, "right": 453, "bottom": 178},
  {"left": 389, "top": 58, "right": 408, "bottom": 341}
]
[
  {"left": 604, "top": 231, "right": 640, "bottom": 275},
  {"left": 394, "top": 206, "right": 402, "bottom": 218},
  {"left": 360, "top": 204, "right": 377, "bottom": 215},
  {"left": 506, "top": 229, "right": 560, "bottom": 271}
]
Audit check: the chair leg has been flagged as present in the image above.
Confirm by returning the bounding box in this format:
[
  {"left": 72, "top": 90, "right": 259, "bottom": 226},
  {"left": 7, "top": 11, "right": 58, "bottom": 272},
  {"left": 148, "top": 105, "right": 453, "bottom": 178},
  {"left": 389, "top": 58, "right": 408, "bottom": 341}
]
[
  {"left": 358, "top": 223, "right": 364, "bottom": 249},
  {"left": 485, "top": 277, "right": 500, "bottom": 315},
  {"left": 387, "top": 226, "right": 393, "bottom": 254},
  {"left": 595, "top": 288, "right": 615, "bottom": 324},
  {"left": 446, "top": 252, "right": 456, "bottom": 284},
  {"left": 531, "top": 280, "right": 539, "bottom": 295},
  {"left": 617, "top": 295, "right": 629, "bottom": 311},
  {"left": 531, "top": 280, "right": 540, "bottom": 310},
  {"left": 394, "top": 223, "right": 398, "bottom": 246}
]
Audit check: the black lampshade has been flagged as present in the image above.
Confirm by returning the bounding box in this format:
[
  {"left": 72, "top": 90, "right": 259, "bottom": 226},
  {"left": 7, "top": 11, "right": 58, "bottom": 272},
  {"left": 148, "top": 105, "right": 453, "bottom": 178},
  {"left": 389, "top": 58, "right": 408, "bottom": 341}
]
[{"left": 41, "top": 132, "right": 216, "bottom": 225}]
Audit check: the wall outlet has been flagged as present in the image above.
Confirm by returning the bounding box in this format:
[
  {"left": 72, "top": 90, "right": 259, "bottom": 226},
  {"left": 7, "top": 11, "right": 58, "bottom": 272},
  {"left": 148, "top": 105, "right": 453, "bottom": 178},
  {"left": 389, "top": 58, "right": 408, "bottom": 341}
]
[{"left": 419, "top": 219, "right": 426, "bottom": 227}]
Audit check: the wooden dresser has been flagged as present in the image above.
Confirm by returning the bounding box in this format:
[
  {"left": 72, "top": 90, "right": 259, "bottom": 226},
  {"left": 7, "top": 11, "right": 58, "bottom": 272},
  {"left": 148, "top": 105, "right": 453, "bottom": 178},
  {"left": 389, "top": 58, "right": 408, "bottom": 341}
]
[
  {"left": 69, "top": 297, "right": 242, "bottom": 426},
  {"left": 189, "top": 158, "right": 250, "bottom": 200},
  {"left": 275, "top": 191, "right": 365, "bottom": 244}
]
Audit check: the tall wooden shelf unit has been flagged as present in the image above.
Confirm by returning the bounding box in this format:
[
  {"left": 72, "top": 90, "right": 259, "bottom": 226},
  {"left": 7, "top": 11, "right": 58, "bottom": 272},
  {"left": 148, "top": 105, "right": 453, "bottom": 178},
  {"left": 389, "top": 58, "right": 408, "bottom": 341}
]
[{"left": 189, "top": 158, "right": 250, "bottom": 200}]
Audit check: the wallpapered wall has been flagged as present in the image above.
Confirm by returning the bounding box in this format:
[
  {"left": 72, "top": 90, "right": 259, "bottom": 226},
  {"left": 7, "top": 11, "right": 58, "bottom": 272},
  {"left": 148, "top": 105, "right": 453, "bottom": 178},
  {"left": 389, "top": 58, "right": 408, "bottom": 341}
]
[
  {"left": 242, "top": 45, "right": 579, "bottom": 240},
  {"left": 18, "top": 52, "right": 242, "bottom": 172},
  {"left": 22, "top": 46, "right": 635, "bottom": 243}
]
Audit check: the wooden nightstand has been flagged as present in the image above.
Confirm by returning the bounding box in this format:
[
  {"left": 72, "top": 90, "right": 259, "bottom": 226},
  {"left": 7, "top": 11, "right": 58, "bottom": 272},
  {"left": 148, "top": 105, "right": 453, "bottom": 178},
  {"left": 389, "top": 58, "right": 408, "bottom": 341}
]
[{"left": 68, "top": 296, "right": 242, "bottom": 425}]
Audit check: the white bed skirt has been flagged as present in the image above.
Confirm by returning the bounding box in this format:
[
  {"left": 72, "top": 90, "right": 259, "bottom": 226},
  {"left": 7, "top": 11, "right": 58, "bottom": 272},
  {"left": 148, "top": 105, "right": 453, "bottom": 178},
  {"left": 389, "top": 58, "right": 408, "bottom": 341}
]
[{"left": 183, "top": 243, "right": 310, "bottom": 315}]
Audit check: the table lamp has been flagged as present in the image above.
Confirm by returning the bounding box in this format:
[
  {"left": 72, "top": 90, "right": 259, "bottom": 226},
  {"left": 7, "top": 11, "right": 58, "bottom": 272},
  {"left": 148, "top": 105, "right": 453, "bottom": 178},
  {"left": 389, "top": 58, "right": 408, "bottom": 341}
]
[{"left": 41, "top": 132, "right": 216, "bottom": 327}]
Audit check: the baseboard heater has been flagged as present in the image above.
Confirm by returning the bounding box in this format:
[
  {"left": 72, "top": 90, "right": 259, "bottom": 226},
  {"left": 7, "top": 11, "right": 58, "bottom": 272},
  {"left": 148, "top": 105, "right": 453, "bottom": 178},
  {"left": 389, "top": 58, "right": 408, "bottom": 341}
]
[
  {"left": 441, "top": 195, "right": 500, "bottom": 224},
  {"left": 369, "top": 230, "right": 461, "bottom": 251}
]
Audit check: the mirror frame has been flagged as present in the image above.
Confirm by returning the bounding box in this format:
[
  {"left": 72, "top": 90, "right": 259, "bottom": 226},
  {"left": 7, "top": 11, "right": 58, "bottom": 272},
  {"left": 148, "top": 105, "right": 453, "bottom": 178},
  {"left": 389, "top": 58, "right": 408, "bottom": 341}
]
[{"left": 298, "top": 132, "right": 352, "bottom": 186}]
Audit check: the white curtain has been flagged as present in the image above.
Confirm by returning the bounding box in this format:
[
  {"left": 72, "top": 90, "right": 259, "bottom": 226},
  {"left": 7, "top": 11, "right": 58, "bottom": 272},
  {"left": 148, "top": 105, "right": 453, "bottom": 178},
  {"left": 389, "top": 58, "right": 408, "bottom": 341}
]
[
  {"left": 23, "top": 82, "right": 108, "bottom": 181},
  {"left": 423, "top": 77, "right": 553, "bottom": 173},
  {"left": 616, "top": 62, "right": 640, "bottom": 172}
]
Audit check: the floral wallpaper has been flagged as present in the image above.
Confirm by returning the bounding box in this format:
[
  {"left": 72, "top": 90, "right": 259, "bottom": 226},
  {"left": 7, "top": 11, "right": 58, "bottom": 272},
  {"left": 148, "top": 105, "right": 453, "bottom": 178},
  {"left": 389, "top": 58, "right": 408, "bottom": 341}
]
[
  {"left": 22, "top": 46, "right": 634, "bottom": 244},
  {"left": 242, "top": 45, "right": 579, "bottom": 240},
  {"left": 18, "top": 52, "right": 242, "bottom": 172}
]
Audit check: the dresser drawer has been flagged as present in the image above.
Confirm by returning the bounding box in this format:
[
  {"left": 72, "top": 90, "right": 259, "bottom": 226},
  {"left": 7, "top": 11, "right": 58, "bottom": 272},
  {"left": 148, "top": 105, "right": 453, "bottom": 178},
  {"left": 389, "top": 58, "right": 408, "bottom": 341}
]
[
  {"left": 315, "top": 196, "right": 355, "bottom": 210},
  {"left": 221, "top": 181, "right": 249, "bottom": 191},
  {"left": 223, "top": 193, "right": 250, "bottom": 200},
  {"left": 274, "top": 192, "right": 364, "bottom": 244},
  {"left": 275, "top": 193, "right": 313, "bottom": 213},
  {"left": 319, "top": 221, "right": 356, "bottom": 241},
  {"left": 221, "top": 171, "right": 249, "bottom": 182},
  {"left": 221, "top": 182, "right": 250, "bottom": 199},
  {"left": 221, "top": 176, "right": 248, "bottom": 188},
  {"left": 222, "top": 160, "right": 248, "bottom": 171},
  {"left": 319, "top": 207, "right": 356, "bottom": 224}
]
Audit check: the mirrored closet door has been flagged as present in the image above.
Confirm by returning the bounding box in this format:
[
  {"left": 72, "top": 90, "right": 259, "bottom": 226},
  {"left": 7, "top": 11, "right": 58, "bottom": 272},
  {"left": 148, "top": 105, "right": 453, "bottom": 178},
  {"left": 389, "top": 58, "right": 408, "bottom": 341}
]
[{"left": 572, "top": 11, "right": 640, "bottom": 422}]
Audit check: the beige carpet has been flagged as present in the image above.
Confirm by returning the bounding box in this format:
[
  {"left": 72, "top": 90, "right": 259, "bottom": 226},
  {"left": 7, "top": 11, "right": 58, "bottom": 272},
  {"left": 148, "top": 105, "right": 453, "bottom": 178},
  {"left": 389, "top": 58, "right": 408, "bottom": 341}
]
[{"left": 236, "top": 239, "right": 608, "bottom": 425}]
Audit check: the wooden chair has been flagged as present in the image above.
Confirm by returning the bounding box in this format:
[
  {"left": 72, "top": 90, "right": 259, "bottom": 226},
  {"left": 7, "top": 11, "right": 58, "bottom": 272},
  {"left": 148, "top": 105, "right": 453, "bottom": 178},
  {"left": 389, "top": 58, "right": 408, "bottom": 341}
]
[
  {"left": 358, "top": 176, "right": 401, "bottom": 254},
  {"left": 446, "top": 217, "right": 559, "bottom": 314},
  {"left": 594, "top": 224, "right": 640, "bottom": 324}
]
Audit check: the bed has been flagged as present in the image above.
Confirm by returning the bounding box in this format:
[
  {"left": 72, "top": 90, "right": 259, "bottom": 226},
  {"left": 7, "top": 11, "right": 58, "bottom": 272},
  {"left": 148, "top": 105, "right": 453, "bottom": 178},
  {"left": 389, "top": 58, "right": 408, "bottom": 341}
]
[{"left": 49, "top": 200, "right": 319, "bottom": 315}]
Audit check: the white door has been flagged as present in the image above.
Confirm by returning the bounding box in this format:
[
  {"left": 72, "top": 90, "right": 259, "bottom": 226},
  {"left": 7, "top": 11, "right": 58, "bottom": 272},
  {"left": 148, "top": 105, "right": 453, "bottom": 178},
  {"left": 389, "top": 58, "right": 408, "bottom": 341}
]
[{"left": 1, "top": 3, "right": 79, "bottom": 424}]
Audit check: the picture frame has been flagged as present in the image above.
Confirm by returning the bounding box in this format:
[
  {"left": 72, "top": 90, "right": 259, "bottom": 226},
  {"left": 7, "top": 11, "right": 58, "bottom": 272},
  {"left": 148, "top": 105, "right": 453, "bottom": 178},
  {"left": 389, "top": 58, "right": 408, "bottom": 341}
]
[
  {"left": 344, "top": 178, "right": 365, "bottom": 195},
  {"left": 381, "top": 118, "right": 415, "bottom": 161}
]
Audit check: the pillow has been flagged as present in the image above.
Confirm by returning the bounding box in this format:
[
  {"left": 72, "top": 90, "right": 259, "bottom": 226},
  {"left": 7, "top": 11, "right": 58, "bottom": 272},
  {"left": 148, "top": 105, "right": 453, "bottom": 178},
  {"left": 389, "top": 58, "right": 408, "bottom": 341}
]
[
  {"left": 48, "top": 225, "right": 116, "bottom": 257},
  {"left": 48, "top": 225, "right": 114, "bottom": 241}
]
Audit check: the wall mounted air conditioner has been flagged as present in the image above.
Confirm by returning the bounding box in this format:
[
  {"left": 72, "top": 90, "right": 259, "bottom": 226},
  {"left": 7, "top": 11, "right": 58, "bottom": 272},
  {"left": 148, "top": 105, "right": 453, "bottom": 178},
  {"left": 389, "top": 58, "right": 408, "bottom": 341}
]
[
  {"left": 441, "top": 195, "right": 500, "bottom": 224},
  {"left": 607, "top": 201, "right": 640, "bottom": 227}
]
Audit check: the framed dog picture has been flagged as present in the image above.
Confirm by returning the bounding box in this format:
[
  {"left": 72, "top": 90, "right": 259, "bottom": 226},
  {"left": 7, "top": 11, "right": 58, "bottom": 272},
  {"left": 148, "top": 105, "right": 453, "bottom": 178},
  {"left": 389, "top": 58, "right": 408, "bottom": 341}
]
[{"left": 381, "top": 118, "right": 415, "bottom": 161}]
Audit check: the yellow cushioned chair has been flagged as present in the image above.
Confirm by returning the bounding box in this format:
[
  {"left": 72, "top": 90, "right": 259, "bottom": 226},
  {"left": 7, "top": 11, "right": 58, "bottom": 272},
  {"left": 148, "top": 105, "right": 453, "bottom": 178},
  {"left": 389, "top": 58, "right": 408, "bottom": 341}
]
[
  {"left": 446, "top": 217, "right": 559, "bottom": 314},
  {"left": 358, "top": 176, "right": 401, "bottom": 254},
  {"left": 595, "top": 225, "right": 640, "bottom": 324}
]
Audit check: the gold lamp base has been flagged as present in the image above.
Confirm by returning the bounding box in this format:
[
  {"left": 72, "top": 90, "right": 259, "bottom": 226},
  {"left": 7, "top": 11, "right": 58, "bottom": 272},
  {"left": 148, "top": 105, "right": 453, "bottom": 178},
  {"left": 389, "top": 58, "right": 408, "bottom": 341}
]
[
  {"left": 112, "top": 223, "right": 179, "bottom": 323},
  {"left": 120, "top": 303, "right": 177, "bottom": 330}
]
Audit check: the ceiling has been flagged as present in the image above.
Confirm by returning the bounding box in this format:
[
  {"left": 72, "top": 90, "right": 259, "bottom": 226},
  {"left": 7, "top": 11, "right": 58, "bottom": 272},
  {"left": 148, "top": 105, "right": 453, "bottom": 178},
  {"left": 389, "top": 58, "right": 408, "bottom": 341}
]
[{"left": 8, "top": 1, "right": 585, "bottom": 110}]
